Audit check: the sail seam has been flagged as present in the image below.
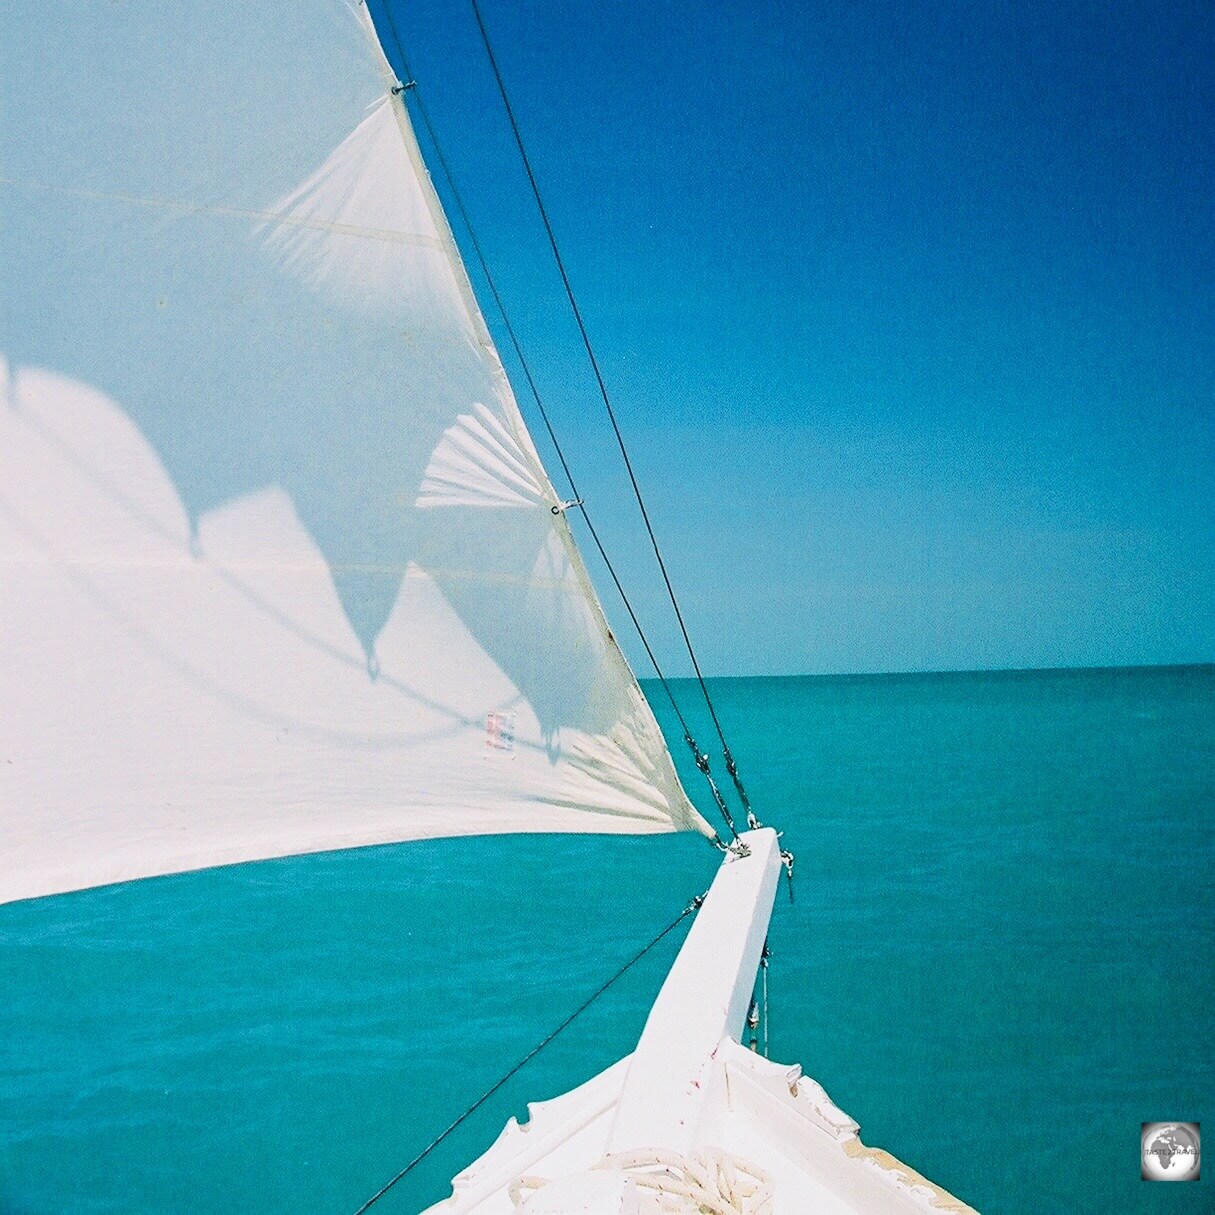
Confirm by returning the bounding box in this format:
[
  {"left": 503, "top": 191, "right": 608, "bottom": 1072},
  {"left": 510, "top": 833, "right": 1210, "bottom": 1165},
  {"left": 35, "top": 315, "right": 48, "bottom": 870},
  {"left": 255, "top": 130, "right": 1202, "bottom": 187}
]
[
  {"left": 0, "top": 555, "right": 604, "bottom": 588},
  {"left": 0, "top": 176, "right": 444, "bottom": 247}
]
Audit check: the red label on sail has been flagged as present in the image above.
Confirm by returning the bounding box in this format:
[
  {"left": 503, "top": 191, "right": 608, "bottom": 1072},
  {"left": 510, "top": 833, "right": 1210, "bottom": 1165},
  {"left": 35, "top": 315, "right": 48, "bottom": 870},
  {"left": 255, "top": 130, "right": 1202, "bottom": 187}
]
[{"left": 485, "top": 710, "right": 515, "bottom": 755}]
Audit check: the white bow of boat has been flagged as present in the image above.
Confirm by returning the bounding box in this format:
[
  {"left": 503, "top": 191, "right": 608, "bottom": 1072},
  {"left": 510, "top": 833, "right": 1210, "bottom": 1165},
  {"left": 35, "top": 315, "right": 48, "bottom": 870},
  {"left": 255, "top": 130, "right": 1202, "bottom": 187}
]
[
  {"left": 424, "top": 829, "right": 975, "bottom": 1215},
  {"left": 4, "top": 2, "right": 982, "bottom": 1210}
]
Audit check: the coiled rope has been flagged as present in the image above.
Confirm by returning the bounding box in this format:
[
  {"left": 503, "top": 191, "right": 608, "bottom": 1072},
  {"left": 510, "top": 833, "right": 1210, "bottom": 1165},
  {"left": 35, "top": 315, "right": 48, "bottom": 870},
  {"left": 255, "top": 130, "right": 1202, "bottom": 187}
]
[{"left": 509, "top": 1148, "right": 776, "bottom": 1215}]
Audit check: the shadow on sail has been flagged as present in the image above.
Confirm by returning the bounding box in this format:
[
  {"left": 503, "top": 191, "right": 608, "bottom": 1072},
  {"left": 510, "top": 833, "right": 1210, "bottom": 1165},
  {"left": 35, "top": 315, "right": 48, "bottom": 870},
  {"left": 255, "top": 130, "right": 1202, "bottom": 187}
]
[{"left": 0, "top": 0, "right": 706, "bottom": 904}]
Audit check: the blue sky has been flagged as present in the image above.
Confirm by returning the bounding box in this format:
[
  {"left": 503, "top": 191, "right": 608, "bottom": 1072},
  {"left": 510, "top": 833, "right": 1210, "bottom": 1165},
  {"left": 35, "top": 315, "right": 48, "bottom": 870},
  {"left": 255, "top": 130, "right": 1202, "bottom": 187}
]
[{"left": 375, "top": 0, "right": 1213, "bottom": 677}]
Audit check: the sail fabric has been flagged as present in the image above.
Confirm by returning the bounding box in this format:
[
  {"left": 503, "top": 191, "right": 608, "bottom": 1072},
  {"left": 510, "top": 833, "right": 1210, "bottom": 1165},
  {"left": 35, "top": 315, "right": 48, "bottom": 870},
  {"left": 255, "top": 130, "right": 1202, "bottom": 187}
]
[{"left": 0, "top": 1, "right": 709, "bottom": 904}]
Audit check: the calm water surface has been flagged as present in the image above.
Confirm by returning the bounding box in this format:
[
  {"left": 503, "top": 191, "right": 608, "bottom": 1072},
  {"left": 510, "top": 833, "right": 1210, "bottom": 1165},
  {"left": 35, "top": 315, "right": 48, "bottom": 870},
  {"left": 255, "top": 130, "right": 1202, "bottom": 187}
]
[{"left": 2, "top": 665, "right": 1212, "bottom": 1213}]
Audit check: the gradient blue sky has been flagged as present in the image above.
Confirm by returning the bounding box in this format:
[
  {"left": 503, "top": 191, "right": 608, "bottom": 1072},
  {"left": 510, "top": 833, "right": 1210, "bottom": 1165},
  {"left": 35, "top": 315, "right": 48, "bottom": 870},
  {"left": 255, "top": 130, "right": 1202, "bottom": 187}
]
[{"left": 375, "top": 0, "right": 1213, "bottom": 677}]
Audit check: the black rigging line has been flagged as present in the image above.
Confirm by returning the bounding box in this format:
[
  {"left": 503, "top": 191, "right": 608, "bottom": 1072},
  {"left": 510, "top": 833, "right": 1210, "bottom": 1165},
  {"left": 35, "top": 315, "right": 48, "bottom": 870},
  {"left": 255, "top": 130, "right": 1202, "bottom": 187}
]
[
  {"left": 350, "top": 893, "right": 705, "bottom": 1214},
  {"left": 375, "top": 4, "right": 741, "bottom": 839},
  {"left": 464, "top": 0, "right": 759, "bottom": 828}
]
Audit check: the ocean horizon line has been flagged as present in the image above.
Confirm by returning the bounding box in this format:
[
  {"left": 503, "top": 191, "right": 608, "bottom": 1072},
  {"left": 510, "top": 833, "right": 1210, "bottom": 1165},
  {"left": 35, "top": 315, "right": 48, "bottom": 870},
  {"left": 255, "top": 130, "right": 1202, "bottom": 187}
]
[{"left": 643, "top": 660, "right": 1215, "bottom": 684}]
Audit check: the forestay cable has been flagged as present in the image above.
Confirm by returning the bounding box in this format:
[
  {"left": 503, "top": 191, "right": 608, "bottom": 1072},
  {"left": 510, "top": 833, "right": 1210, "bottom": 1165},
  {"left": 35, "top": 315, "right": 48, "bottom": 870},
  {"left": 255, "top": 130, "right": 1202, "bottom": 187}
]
[
  {"left": 465, "top": 0, "right": 761, "bottom": 829},
  {"left": 374, "top": 4, "right": 740, "bottom": 840}
]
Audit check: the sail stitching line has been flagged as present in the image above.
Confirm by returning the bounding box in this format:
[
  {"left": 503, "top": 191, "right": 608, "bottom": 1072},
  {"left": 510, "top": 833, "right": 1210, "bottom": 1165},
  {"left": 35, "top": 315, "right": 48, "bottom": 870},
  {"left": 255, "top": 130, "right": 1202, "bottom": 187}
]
[
  {"left": 349, "top": 892, "right": 707, "bottom": 1214},
  {"left": 465, "top": 0, "right": 761, "bottom": 832},
  {"left": 373, "top": 5, "right": 738, "bottom": 842},
  {"left": 0, "top": 490, "right": 488, "bottom": 749},
  {"left": 0, "top": 176, "right": 443, "bottom": 247}
]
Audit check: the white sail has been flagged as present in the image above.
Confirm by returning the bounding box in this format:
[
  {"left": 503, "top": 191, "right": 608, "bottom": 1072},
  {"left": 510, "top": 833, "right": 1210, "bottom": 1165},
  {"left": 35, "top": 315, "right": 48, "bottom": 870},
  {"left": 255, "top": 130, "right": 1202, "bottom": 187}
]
[{"left": 0, "top": 0, "right": 710, "bottom": 904}]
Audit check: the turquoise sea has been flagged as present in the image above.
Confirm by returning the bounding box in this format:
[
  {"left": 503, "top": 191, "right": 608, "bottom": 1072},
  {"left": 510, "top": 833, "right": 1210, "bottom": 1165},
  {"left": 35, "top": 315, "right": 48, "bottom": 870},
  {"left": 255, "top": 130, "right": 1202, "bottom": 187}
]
[{"left": 2, "top": 665, "right": 1212, "bottom": 1214}]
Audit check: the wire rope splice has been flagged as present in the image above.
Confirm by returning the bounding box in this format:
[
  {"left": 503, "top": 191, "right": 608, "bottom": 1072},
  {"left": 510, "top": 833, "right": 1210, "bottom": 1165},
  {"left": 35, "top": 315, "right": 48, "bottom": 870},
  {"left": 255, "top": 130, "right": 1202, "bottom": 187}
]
[
  {"left": 685, "top": 731, "right": 748, "bottom": 851},
  {"left": 778, "top": 847, "right": 795, "bottom": 903},
  {"left": 723, "top": 743, "right": 761, "bottom": 831},
  {"left": 748, "top": 943, "right": 772, "bottom": 1058}
]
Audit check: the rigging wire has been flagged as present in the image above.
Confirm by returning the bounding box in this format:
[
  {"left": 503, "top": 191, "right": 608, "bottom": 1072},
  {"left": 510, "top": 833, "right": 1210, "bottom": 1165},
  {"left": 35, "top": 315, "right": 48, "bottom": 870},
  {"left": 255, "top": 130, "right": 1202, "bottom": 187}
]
[
  {"left": 374, "top": 4, "right": 741, "bottom": 840},
  {"left": 349, "top": 892, "right": 707, "bottom": 1215},
  {"left": 465, "top": 0, "right": 761, "bottom": 829},
  {"left": 760, "top": 942, "right": 770, "bottom": 1059}
]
